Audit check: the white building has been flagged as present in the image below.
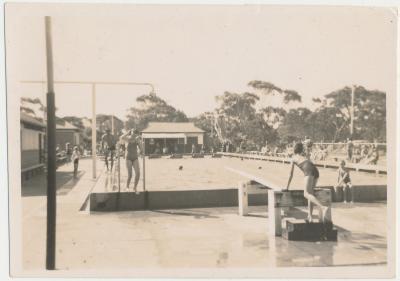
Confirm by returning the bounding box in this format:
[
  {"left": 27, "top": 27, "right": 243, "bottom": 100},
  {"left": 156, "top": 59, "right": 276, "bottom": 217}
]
[{"left": 141, "top": 122, "right": 205, "bottom": 154}]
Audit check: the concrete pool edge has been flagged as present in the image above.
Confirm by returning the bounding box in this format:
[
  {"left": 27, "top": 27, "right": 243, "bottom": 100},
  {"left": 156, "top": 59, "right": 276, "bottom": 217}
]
[{"left": 89, "top": 185, "right": 387, "bottom": 212}]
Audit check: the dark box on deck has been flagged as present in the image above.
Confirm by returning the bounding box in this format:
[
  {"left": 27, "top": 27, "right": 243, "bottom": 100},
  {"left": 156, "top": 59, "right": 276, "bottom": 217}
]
[{"left": 282, "top": 218, "right": 338, "bottom": 242}]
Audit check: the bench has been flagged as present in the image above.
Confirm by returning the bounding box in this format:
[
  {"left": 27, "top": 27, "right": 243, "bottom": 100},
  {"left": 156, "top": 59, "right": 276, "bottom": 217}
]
[
  {"left": 226, "top": 166, "right": 332, "bottom": 238},
  {"left": 57, "top": 156, "right": 68, "bottom": 162},
  {"left": 21, "top": 163, "right": 45, "bottom": 180},
  {"left": 211, "top": 153, "right": 222, "bottom": 158},
  {"left": 148, "top": 154, "right": 162, "bottom": 159}
]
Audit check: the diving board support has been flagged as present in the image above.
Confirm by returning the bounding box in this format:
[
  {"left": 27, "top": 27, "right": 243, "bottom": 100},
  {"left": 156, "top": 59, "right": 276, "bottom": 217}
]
[
  {"left": 238, "top": 182, "right": 248, "bottom": 216},
  {"left": 238, "top": 180, "right": 284, "bottom": 235},
  {"left": 268, "top": 189, "right": 282, "bottom": 236}
]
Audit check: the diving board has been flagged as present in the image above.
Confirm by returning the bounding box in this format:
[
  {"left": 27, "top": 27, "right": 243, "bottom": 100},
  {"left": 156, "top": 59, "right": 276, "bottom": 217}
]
[
  {"left": 226, "top": 166, "right": 332, "bottom": 237},
  {"left": 225, "top": 166, "right": 283, "bottom": 191}
]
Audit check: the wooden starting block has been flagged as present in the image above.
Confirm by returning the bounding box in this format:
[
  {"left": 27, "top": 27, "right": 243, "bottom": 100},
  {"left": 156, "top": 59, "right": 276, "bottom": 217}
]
[
  {"left": 227, "top": 166, "right": 333, "bottom": 238},
  {"left": 169, "top": 154, "right": 183, "bottom": 159},
  {"left": 192, "top": 153, "right": 204, "bottom": 158},
  {"left": 282, "top": 218, "right": 337, "bottom": 241}
]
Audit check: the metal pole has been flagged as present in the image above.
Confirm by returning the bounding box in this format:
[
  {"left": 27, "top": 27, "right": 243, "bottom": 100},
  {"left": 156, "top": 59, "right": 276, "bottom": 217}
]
[
  {"left": 350, "top": 85, "right": 355, "bottom": 137},
  {"left": 142, "top": 138, "right": 146, "bottom": 191},
  {"left": 111, "top": 115, "right": 114, "bottom": 135},
  {"left": 118, "top": 148, "right": 121, "bottom": 190},
  {"left": 92, "top": 84, "right": 97, "bottom": 179},
  {"left": 142, "top": 138, "right": 148, "bottom": 209},
  {"left": 45, "top": 16, "right": 56, "bottom": 270}
]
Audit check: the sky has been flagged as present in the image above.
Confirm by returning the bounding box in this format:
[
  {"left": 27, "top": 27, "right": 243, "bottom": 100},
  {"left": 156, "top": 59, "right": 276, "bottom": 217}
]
[{"left": 6, "top": 4, "right": 397, "bottom": 120}]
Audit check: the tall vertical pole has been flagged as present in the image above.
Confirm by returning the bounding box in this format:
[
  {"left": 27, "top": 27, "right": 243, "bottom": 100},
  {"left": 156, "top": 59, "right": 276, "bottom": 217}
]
[
  {"left": 45, "top": 16, "right": 56, "bottom": 270},
  {"left": 350, "top": 85, "right": 355, "bottom": 137},
  {"left": 142, "top": 137, "right": 148, "bottom": 209},
  {"left": 111, "top": 115, "right": 114, "bottom": 135},
  {"left": 92, "top": 84, "right": 97, "bottom": 179},
  {"left": 142, "top": 138, "right": 146, "bottom": 191}
]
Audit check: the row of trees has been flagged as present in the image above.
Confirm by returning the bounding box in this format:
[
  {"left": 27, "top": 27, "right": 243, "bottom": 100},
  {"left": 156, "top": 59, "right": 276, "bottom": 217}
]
[
  {"left": 124, "top": 81, "right": 386, "bottom": 151},
  {"left": 21, "top": 80, "right": 386, "bottom": 151}
]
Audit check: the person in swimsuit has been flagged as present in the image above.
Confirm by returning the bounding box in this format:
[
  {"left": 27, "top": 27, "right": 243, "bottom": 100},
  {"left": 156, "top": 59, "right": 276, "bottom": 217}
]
[
  {"left": 286, "top": 142, "right": 328, "bottom": 222},
  {"left": 120, "top": 128, "right": 143, "bottom": 194},
  {"left": 101, "top": 129, "right": 117, "bottom": 172}
]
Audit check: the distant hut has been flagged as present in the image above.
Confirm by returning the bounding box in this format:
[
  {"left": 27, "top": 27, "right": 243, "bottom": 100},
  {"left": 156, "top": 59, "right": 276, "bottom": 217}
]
[
  {"left": 141, "top": 122, "right": 205, "bottom": 155},
  {"left": 20, "top": 113, "right": 45, "bottom": 180}
]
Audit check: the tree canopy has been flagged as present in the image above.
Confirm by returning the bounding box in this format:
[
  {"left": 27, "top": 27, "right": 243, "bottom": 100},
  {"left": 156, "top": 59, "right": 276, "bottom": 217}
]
[
  {"left": 20, "top": 80, "right": 387, "bottom": 149},
  {"left": 126, "top": 94, "right": 188, "bottom": 131}
]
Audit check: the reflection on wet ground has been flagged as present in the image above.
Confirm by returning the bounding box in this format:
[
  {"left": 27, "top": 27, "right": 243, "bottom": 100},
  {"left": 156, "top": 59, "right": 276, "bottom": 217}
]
[
  {"left": 74, "top": 203, "right": 386, "bottom": 269},
  {"left": 64, "top": 158, "right": 387, "bottom": 269}
]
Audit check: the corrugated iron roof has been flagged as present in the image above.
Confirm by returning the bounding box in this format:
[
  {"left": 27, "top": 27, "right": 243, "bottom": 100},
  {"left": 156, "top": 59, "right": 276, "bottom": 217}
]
[
  {"left": 56, "top": 120, "right": 79, "bottom": 130},
  {"left": 20, "top": 112, "right": 45, "bottom": 127},
  {"left": 141, "top": 122, "right": 204, "bottom": 133},
  {"left": 21, "top": 112, "right": 79, "bottom": 131}
]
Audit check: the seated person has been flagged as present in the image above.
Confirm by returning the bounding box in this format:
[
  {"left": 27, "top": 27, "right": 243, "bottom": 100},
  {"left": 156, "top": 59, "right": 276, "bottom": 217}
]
[
  {"left": 334, "top": 160, "right": 353, "bottom": 203},
  {"left": 162, "top": 146, "right": 169, "bottom": 154}
]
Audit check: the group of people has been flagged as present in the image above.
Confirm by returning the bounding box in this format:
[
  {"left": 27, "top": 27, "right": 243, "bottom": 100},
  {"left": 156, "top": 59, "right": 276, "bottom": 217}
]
[
  {"left": 100, "top": 128, "right": 143, "bottom": 194},
  {"left": 148, "top": 143, "right": 205, "bottom": 155},
  {"left": 286, "top": 140, "right": 354, "bottom": 224},
  {"left": 346, "top": 138, "right": 380, "bottom": 165},
  {"left": 56, "top": 143, "right": 82, "bottom": 179}
]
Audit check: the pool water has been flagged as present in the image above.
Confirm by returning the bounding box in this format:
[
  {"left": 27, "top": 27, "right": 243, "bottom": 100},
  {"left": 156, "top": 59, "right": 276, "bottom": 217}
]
[{"left": 104, "top": 156, "right": 386, "bottom": 192}]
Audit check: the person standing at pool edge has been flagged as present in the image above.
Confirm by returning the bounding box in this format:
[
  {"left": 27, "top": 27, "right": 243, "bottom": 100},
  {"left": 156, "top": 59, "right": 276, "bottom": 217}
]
[
  {"left": 101, "top": 129, "right": 117, "bottom": 172},
  {"left": 120, "top": 128, "right": 143, "bottom": 194},
  {"left": 286, "top": 142, "right": 329, "bottom": 223},
  {"left": 71, "top": 146, "right": 80, "bottom": 179}
]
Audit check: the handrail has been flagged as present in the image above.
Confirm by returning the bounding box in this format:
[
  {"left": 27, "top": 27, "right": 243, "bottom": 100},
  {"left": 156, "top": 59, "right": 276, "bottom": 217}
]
[{"left": 218, "top": 152, "right": 386, "bottom": 174}]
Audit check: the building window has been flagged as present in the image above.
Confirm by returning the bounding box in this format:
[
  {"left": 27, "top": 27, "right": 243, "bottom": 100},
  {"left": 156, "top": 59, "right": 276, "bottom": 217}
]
[
  {"left": 21, "top": 129, "right": 39, "bottom": 150},
  {"left": 186, "top": 137, "right": 198, "bottom": 145}
]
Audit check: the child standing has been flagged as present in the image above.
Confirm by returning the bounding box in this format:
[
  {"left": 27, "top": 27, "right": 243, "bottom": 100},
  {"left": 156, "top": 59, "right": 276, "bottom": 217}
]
[
  {"left": 335, "top": 160, "right": 353, "bottom": 203},
  {"left": 71, "top": 146, "right": 80, "bottom": 178}
]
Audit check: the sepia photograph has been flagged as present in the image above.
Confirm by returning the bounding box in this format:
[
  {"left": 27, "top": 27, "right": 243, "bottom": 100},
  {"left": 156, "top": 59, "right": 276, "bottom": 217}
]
[{"left": 4, "top": 2, "right": 397, "bottom": 278}]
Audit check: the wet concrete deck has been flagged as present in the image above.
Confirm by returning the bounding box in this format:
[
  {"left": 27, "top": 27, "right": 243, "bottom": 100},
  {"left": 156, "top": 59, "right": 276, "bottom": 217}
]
[
  {"left": 21, "top": 159, "right": 388, "bottom": 276},
  {"left": 57, "top": 203, "right": 387, "bottom": 270}
]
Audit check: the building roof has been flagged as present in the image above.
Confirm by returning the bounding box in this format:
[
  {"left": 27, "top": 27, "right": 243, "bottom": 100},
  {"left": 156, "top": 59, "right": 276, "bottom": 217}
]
[
  {"left": 20, "top": 112, "right": 80, "bottom": 131},
  {"left": 141, "top": 122, "right": 205, "bottom": 133},
  {"left": 56, "top": 120, "right": 79, "bottom": 131},
  {"left": 20, "top": 112, "right": 45, "bottom": 128}
]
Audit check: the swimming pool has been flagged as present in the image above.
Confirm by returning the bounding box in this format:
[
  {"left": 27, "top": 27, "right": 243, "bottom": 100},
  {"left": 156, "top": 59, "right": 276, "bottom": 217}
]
[{"left": 107, "top": 156, "right": 387, "bottom": 192}]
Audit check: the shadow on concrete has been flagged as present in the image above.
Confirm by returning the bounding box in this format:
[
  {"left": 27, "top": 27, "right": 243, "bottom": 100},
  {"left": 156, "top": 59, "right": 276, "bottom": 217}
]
[
  {"left": 150, "top": 209, "right": 220, "bottom": 219},
  {"left": 247, "top": 213, "right": 268, "bottom": 218},
  {"left": 22, "top": 171, "right": 85, "bottom": 197},
  {"left": 343, "top": 232, "right": 387, "bottom": 250}
]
